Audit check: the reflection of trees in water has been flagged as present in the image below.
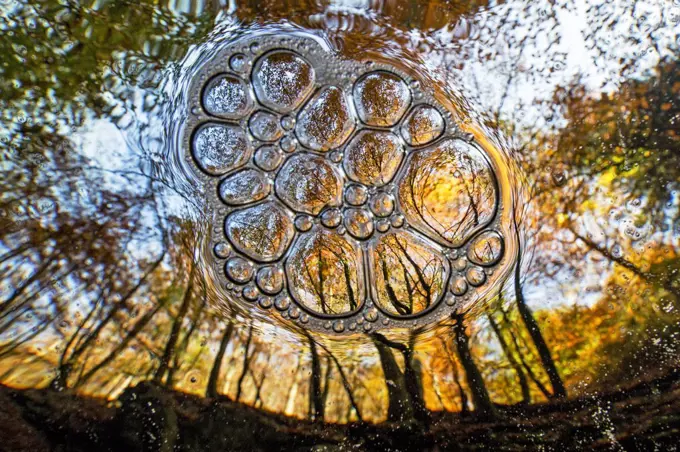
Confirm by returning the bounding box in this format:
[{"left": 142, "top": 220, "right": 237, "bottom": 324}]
[{"left": 1, "top": 0, "right": 679, "bottom": 439}]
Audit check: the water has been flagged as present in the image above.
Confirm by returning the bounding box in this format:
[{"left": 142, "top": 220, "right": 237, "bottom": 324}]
[{"left": 1, "top": 0, "right": 679, "bottom": 447}]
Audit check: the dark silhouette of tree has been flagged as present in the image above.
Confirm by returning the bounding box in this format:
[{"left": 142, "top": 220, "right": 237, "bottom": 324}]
[
  {"left": 371, "top": 331, "right": 428, "bottom": 424},
  {"left": 450, "top": 311, "right": 497, "bottom": 419},
  {"left": 235, "top": 323, "right": 254, "bottom": 402},
  {"left": 206, "top": 318, "right": 234, "bottom": 398}
]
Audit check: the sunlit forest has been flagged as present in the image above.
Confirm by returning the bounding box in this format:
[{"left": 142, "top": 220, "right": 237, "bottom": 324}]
[{"left": 1, "top": 0, "right": 679, "bottom": 450}]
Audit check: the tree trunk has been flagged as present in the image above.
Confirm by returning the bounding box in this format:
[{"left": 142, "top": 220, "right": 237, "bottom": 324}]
[
  {"left": 487, "top": 312, "right": 531, "bottom": 404},
  {"left": 514, "top": 259, "right": 567, "bottom": 399},
  {"left": 235, "top": 324, "right": 253, "bottom": 402},
  {"left": 307, "top": 333, "right": 324, "bottom": 421},
  {"left": 154, "top": 258, "right": 197, "bottom": 383},
  {"left": 371, "top": 335, "right": 414, "bottom": 422},
  {"left": 206, "top": 319, "right": 234, "bottom": 398},
  {"left": 451, "top": 312, "right": 497, "bottom": 419}
]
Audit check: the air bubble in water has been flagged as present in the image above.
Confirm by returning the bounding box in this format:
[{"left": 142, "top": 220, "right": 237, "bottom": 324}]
[
  {"left": 275, "top": 153, "right": 343, "bottom": 215},
  {"left": 275, "top": 295, "right": 291, "bottom": 311},
  {"left": 214, "top": 242, "right": 232, "bottom": 259},
  {"left": 256, "top": 266, "right": 284, "bottom": 295},
  {"left": 243, "top": 285, "right": 259, "bottom": 301},
  {"left": 295, "top": 215, "right": 313, "bottom": 232},
  {"left": 279, "top": 135, "right": 298, "bottom": 153},
  {"left": 249, "top": 110, "right": 283, "bottom": 141},
  {"left": 192, "top": 123, "right": 252, "bottom": 176},
  {"left": 398, "top": 138, "right": 497, "bottom": 247},
  {"left": 285, "top": 228, "right": 364, "bottom": 316},
  {"left": 467, "top": 230, "right": 504, "bottom": 266},
  {"left": 343, "top": 130, "right": 404, "bottom": 186},
  {"left": 371, "top": 230, "right": 448, "bottom": 316},
  {"left": 226, "top": 257, "right": 254, "bottom": 283},
  {"left": 229, "top": 53, "right": 248, "bottom": 73},
  {"left": 353, "top": 71, "right": 411, "bottom": 127},
  {"left": 450, "top": 275, "right": 468, "bottom": 295},
  {"left": 321, "top": 208, "right": 342, "bottom": 228},
  {"left": 369, "top": 192, "right": 394, "bottom": 217},
  {"left": 225, "top": 201, "right": 295, "bottom": 262},
  {"left": 465, "top": 266, "right": 486, "bottom": 286},
  {"left": 345, "top": 184, "right": 368, "bottom": 206},
  {"left": 202, "top": 74, "right": 251, "bottom": 119},
  {"left": 295, "top": 86, "right": 355, "bottom": 151},
  {"left": 252, "top": 50, "right": 315, "bottom": 113},
  {"left": 344, "top": 208, "right": 374, "bottom": 239},
  {"left": 218, "top": 169, "right": 270, "bottom": 206},
  {"left": 254, "top": 145, "right": 284, "bottom": 171},
  {"left": 401, "top": 105, "right": 444, "bottom": 146}
]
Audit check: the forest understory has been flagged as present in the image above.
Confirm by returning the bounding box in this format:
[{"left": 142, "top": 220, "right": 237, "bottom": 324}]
[{"left": 1, "top": 369, "right": 679, "bottom": 452}]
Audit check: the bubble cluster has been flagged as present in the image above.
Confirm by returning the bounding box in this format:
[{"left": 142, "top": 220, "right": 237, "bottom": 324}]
[{"left": 185, "top": 36, "right": 508, "bottom": 333}]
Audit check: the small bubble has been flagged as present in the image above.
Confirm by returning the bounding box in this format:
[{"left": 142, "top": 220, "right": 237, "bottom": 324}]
[
  {"left": 229, "top": 53, "right": 248, "bottom": 72},
  {"left": 279, "top": 135, "right": 298, "bottom": 153},
  {"left": 281, "top": 115, "right": 295, "bottom": 130},
  {"left": 345, "top": 184, "right": 368, "bottom": 206},
  {"left": 295, "top": 215, "right": 314, "bottom": 232},
  {"left": 214, "top": 242, "right": 232, "bottom": 259},
  {"left": 321, "top": 208, "right": 342, "bottom": 228},
  {"left": 465, "top": 266, "right": 486, "bottom": 286},
  {"left": 275, "top": 295, "right": 291, "bottom": 311},
  {"left": 364, "top": 308, "right": 378, "bottom": 322}
]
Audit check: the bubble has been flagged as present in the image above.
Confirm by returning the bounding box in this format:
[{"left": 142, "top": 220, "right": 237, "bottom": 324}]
[
  {"left": 345, "top": 184, "right": 368, "bottom": 206},
  {"left": 243, "top": 285, "right": 259, "bottom": 301},
  {"left": 202, "top": 74, "right": 252, "bottom": 119},
  {"left": 281, "top": 115, "right": 295, "bottom": 130},
  {"left": 256, "top": 266, "right": 284, "bottom": 295},
  {"left": 289, "top": 306, "right": 301, "bottom": 319},
  {"left": 229, "top": 53, "right": 248, "bottom": 73},
  {"left": 286, "top": 227, "right": 364, "bottom": 316},
  {"left": 226, "top": 257, "right": 254, "bottom": 283},
  {"left": 333, "top": 321, "right": 345, "bottom": 333},
  {"left": 275, "top": 153, "right": 343, "bottom": 215},
  {"left": 295, "top": 86, "right": 355, "bottom": 151},
  {"left": 449, "top": 275, "right": 468, "bottom": 295},
  {"left": 344, "top": 208, "right": 374, "bottom": 239},
  {"left": 401, "top": 105, "right": 444, "bottom": 146},
  {"left": 467, "top": 230, "right": 504, "bottom": 266},
  {"left": 252, "top": 50, "right": 315, "bottom": 113},
  {"left": 391, "top": 214, "right": 405, "bottom": 228},
  {"left": 275, "top": 295, "right": 291, "bottom": 311},
  {"left": 398, "top": 138, "right": 497, "bottom": 247},
  {"left": 249, "top": 110, "right": 283, "bottom": 142},
  {"left": 254, "top": 145, "right": 284, "bottom": 172},
  {"left": 225, "top": 201, "right": 295, "bottom": 262},
  {"left": 452, "top": 257, "right": 467, "bottom": 271},
  {"left": 295, "top": 215, "right": 313, "bottom": 232},
  {"left": 329, "top": 150, "right": 343, "bottom": 163},
  {"left": 353, "top": 71, "right": 411, "bottom": 127},
  {"left": 465, "top": 266, "right": 486, "bottom": 286},
  {"left": 214, "top": 242, "right": 232, "bottom": 259},
  {"left": 376, "top": 219, "right": 390, "bottom": 232},
  {"left": 370, "top": 230, "right": 448, "bottom": 316},
  {"left": 369, "top": 192, "right": 394, "bottom": 217},
  {"left": 259, "top": 297, "right": 273, "bottom": 309},
  {"left": 343, "top": 130, "right": 404, "bottom": 186},
  {"left": 364, "top": 308, "right": 379, "bottom": 322},
  {"left": 192, "top": 122, "right": 252, "bottom": 176},
  {"left": 279, "top": 135, "right": 298, "bottom": 153},
  {"left": 218, "top": 169, "right": 270, "bottom": 206},
  {"left": 321, "top": 208, "right": 342, "bottom": 228}
]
